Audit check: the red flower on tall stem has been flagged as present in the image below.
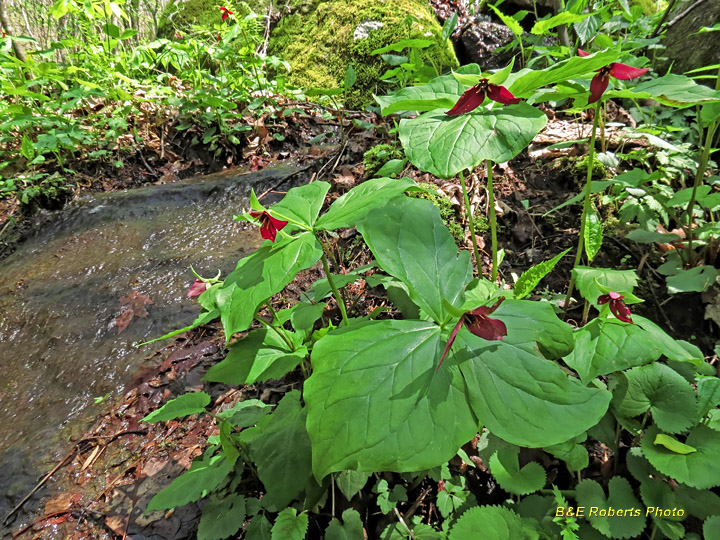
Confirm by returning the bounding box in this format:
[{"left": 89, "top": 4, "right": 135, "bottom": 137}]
[
  {"left": 249, "top": 210, "right": 288, "bottom": 243},
  {"left": 219, "top": 6, "right": 233, "bottom": 20},
  {"left": 447, "top": 79, "right": 521, "bottom": 116},
  {"left": 597, "top": 291, "right": 633, "bottom": 323},
  {"left": 438, "top": 297, "right": 507, "bottom": 370},
  {"left": 187, "top": 279, "right": 208, "bottom": 298},
  {"left": 578, "top": 49, "right": 649, "bottom": 104}
]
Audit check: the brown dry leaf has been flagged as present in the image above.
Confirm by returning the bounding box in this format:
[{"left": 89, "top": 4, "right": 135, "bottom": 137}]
[{"left": 112, "top": 291, "right": 153, "bottom": 334}]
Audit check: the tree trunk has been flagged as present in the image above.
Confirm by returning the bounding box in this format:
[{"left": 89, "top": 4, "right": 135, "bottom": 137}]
[{"left": 0, "top": 0, "right": 26, "bottom": 62}]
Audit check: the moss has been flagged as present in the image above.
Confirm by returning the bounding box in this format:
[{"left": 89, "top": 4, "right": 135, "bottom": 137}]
[
  {"left": 362, "top": 144, "right": 403, "bottom": 178},
  {"left": 573, "top": 155, "right": 608, "bottom": 181},
  {"left": 410, "top": 182, "right": 465, "bottom": 245},
  {"left": 268, "top": 0, "right": 458, "bottom": 108}
]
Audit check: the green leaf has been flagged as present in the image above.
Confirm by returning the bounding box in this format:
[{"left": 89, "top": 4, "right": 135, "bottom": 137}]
[
  {"left": 315, "top": 177, "right": 417, "bottom": 230},
  {"left": 457, "top": 337, "right": 610, "bottom": 447},
  {"left": 639, "top": 479, "right": 685, "bottom": 540},
  {"left": 513, "top": 248, "right": 570, "bottom": 299},
  {"left": 572, "top": 267, "right": 639, "bottom": 305},
  {"left": 441, "top": 12, "right": 458, "bottom": 42},
  {"left": 675, "top": 484, "right": 720, "bottom": 520},
  {"left": 584, "top": 207, "right": 603, "bottom": 263},
  {"left": 138, "top": 309, "right": 220, "bottom": 345},
  {"left": 291, "top": 302, "right": 325, "bottom": 334},
  {"left": 271, "top": 508, "right": 308, "bottom": 540},
  {"left": 625, "top": 229, "right": 682, "bottom": 243},
  {"left": 449, "top": 505, "right": 527, "bottom": 540},
  {"left": 634, "top": 316, "right": 704, "bottom": 366},
  {"left": 216, "top": 233, "right": 323, "bottom": 338},
  {"left": 358, "top": 198, "right": 472, "bottom": 324},
  {"left": 607, "top": 74, "right": 720, "bottom": 108},
  {"left": 344, "top": 64, "right": 357, "bottom": 90},
  {"left": 204, "top": 329, "right": 307, "bottom": 385},
  {"left": 531, "top": 11, "right": 592, "bottom": 35},
  {"left": 666, "top": 266, "right": 718, "bottom": 294},
  {"left": 146, "top": 454, "right": 232, "bottom": 512},
  {"left": 575, "top": 477, "right": 646, "bottom": 539},
  {"left": 197, "top": 493, "right": 245, "bottom": 540},
  {"left": 488, "top": 5, "right": 523, "bottom": 37},
  {"left": 697, "top": 376, "right": 720, "bottom": 418},
  {"left": 666, "top": 185, "right": 712, "bottom": 207},
  {"left": 239, "top": 391, "right": 313, "bottom": 508},
  {"left": 216, "top": 399, "right": 272, "bottom": 428},
  {"left": 563, "top": 319, "right": 662, "bottom": 384},
  {"left": 653, "top": 433, "right": 697, "bottom": 454},
  {"left": 544, "top": 436, "right": 589, "bottom": 472},
  {"left": 305, "top": 320, "right": 478, "bottom": 479},
  {"left": 399, "top": 104, "right": 547, "bottom": 179},
  {"left": 611, "top": 363, "right": 699, "bottom": 434},
  {"left": 705, "top": 516, "right": 720, "bottom": 540},
  {"left": 336, "top": 471, "right": 371, "bottom": 500},
  {"left": 371, "top": 38, "right": 435, "bottom": 55},
  {"left": 492, "top": 300, "right": 574, "bottom": 359},
  {"left": 246, "top": 515, "right": 273, "bottom": 540},
  {"left": 142, "top": 392, "right": 211, "bottom": 423},
  {"left": 311, "top": 273, "right": 360, "bottom": 301},
  {"left": 269, "top": 182, "right": 330, "bottom": 229},
  {"left": 20, "top": 134, "right": 35, "bottom": 160},
  {"left": 325, "top": 509, "right": 365, "bottom": 540},
  {"left": 642, "top": 425, "right": 720, "bottom": 488},
  {"left": 489, "top": 446, "right": 546, "bottom": 495}
]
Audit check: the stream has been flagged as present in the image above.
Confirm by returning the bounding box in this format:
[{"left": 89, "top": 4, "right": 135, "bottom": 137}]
[{"left": 0, "top": 164, "right": 306, "bottom": 535}]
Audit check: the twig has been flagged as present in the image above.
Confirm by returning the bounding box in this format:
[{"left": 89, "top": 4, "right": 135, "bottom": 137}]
[
  {"left": 650, "top": 0, "right": 680, "bottom": 38},
  {"left": 668, "top": 0, "right": 707, "bottom": 29},
  {"left": 137, "top": 150, "right": 159, "bottom": 178},
  {"left": 256, "top": 165, "right": 311, "bottom": 200},
  {"left": 261, "top": 1, "right": 273, "bottom": 57},
  {"left": 393, "top": 507, "right": 415, "bottom": 539}
]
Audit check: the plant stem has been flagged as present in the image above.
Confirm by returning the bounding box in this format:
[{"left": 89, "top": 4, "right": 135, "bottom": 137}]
[
  {"left": 256, "top": 309, "right": 295, "bottom": 351},
  {"left": 564, "top": 101, "right": 602, "bottom": 312},
  {"left": 460, "top": 169, "right": 481, "bottom": 275},
  {"left": 487, "top": 160, "right": 499, "bottom": 282},
  {"left": 321, "top": 252, "right": 349, "bottom": 326}
]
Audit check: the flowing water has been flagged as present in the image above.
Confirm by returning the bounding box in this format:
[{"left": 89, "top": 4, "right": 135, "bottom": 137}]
[{"left": 0, "top": 164, "right": 306, "bottom": 534}]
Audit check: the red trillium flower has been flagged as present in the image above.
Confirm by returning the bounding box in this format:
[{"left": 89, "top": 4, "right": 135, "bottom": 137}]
[
  {"left": 219, "top": 6, "right": 233, "bottom": 20},
  {"left": 597, "top": 291, "right": 633, "bottom": 323},
  {"left": 438, "top": 297, "right": 508, "bottom": 371},
  {"left": 187, "top": 279, "right": 208, "bottom": 298},
  {"left": 578, "top": 49, "right": 649, "bottom": 104},
  {"left": 447, "top": 79, "right": 521, "bottom": 116},
  {"left": 249, "top": 210, "right": 288, "bottom": 243}
]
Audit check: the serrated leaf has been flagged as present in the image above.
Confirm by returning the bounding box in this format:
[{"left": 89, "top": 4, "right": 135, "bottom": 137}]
[
  {"left": 575, "top": 477, "right": 646, "bottom": 539},
  {"left": 316, "top": 177, "right": 416, "bottom": 230},
  {"left": 705, "top": 516, "right": 720, "bottom": 539},
  {"left": 325, "top": 509, "right": 365, "bottom": 540},
  {"left": 21, "top": 133, "right": 35, "bottom": 160},
  {"left": 146, "top": 454, "right": 232, "bottom": 512},
  {"left": 675, "top": 484, "right": 720, "bottom": 520},
  {"left": 531, "top": 11, "right": 592, "bottom": 35},
  {"left": 450, "top": 505, "right": 527, "bottom": 540},
  {"left": 336, "top": 471, "right": 371, "bottom": 500},
  {"left": 697, "top": 376, "right": 720, "bottom": 418},
  {"left": 216, "top": 232, "right": 323, "bottom": 338},
  {"left": 271, "top": 508, "right": 308, "bottom": 540},
  {"left": 142, "top": 392, "right": 211, "bottom": 423},
  {"left": 489, "top": 446, "right": 546, "bottom": 495},
  {"left": 457, "top": 336, "right": 610, "bottom": 447},
  {"left": 399, "top": 104, "right": 547, "bottom": 179},
  {"left": 269, "top": 182, "right": 330, "bottom": 229},
  {"left": 611, "top": 363, "right": 699, "bottom": 434},
  {"left": 239, "top": 391, "right": 312, "bottom": 508},
  {"left": 639, "top": 480, "right": 685, "bottom": 540},
  {"left": 642, "top": 425, "right": 720, "bottom": 488},
  {"left": 513, "top": 248, "right": 570, "bottom": 299},
  {"left": 358, "top": 198, "right": 472, "bottom": 324},
  {"left": 204, "top": 329, "right": 307, "bottom": 385},
  {"left": 197, "top": 493, "right": 245, "bottom": 540},
  {"left": 246, "top": 515, "right": 273, "bottom": 540},
  {"left": 584, "top": 207, "right": 603, "bottom": 263},
  {"left": 305, "top": 320, "right": 478, "bottom": 479},
  {"left": 488, "top": 5, "right": 523, "bottom": 37}
]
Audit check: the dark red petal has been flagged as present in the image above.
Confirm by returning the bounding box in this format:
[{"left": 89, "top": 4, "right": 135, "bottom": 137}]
[
  {"left": 577, "top": 49, "right": 590, "bottom": 57},
  {"left": 486, "top": 84, "right": 521, "bottom": 105},
  {"left": 260, "top": 222, "right": 277, "bottom": 242},
  {"left": 609, "top": 62, "right": 649, "bottom": 81},
  {"left": 222, "top": 12, "right": 228, "bottom": 20},
  {"left": 469, "top": 297, "right": 506, "bottom": 317},
  {"left": 249, "top": 210, "right": 264, "bottom": 219},
  {"left": 466, "top": 315, "right": 507, "bottom": 341},
  {"left": 187, "top": 279, "right": 207, "bottom": 298},
  {"left": 597, "top": 294, "right": 610, "bottom": 305},
  {"left": 588, "top": 73, "right": 610, "bottom": 104},
  {"left": 437, "top": 317, "right": 466, "bottom": 372},
  {"left": 610, "top": 299, "right": 633, "bottom": 323},
  {"left": 447, "top": 85, "right": 486, "bottom": 116},
  {"left": 267, "top": 214, "right": 288, "bottom": 232}
]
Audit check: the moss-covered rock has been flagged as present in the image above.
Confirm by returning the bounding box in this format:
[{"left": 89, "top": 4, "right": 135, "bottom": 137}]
[{"left": 268, "top": 0, "right": 458, "bottom": 108}]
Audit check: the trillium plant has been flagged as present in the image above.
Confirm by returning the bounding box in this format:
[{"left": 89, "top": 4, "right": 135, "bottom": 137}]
[{"left": 142, "top": 44, "right": 720, "bottom": 540}]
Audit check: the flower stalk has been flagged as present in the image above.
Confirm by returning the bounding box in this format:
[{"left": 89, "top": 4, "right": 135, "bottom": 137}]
[
  {"left": 487, "top": 160, "right": 499, "bottom": 282},
  {"left": 320, "top": 252, "right": 349, "bottom": 326}
]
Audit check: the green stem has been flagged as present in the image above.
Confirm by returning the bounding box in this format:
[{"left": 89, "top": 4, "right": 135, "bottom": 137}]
[
  {"left": 564, "top": 101, "right": 602, "bottom": 312},
  {"left": 460, "top": 169, "right": 481, "bottom": 275},
  {"left": 256, "top": 309, "right": 295, "bottom": 351},
  {"left": 321, "top": 252, "right": 349, "bottom": 326},
  {"left": 487, "top": 160, "right": 499, "bottom": 282}
]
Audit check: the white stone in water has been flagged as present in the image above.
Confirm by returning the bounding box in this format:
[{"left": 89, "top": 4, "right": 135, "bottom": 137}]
[{"left": 353, "top": 21, "right": 384, "bottom": 40}]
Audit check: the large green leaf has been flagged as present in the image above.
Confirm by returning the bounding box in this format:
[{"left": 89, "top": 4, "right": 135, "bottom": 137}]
[
  {"left": 612, "top": 363, "right": 699, "bottom": 434},
  {"left": 398, "top": 104, "right": 547, "bottom": 178},
  {"left": 197, "top": 493, "right": 245, "bottom": 540},
  {"left": 457, "top": 337, "right": 611, "bottom": 447},
  {"left": 513, "top": 248, "right": 570, "bottom": 299},
  {"left": 492, "top": 299, "right": 574, "bottom": 359},
  {"left": 489, "top": 446, "right": 546, "bottom": 495},
  {"left": 697, "top": 376, "right": 720, "bottom": 418},
  {"left": 563, "top": 319, "right": 662, "bottom": 384},
  {"left": 268, "top": 181, "right": 330, "bottom": 229},
  {"left": 305, "top": 320, "right": 478, "bottom": 479},
  {"left": 271, "top": 508, "right": 308, "bottom": 540},
  {"left": 358, "top": 198, "right": 472, "bottom": 324},
  {"left": 325, "top": 509, "right": 365, "bottom": 540},
  {"left": 215, "top": 399, "right": 272, "bottom": 428},
  {"left": 575, "top": 477, "right": 646, "bottom": 539},
  {"left": 204, "top": 329, "right": 307, "bottom": 385},
  {"left": 239, "top": 391, "right": 313, "bottom": 508},
  {"left": 315, "top": 177, "right": 417, "bottom": 230},
  {"left": 572, "top": 267, "right": 639, "bottom": 305},
  {"left": 216, "top": 232, "right": 323, "bottom": 338},
  {"left": 639, "top": 480, "right": 685, "bottom": 540},
  {"left": 634, "top": 316, "right": 704, "bottom": 366},
  {"left": 642, "top": 424, "right": 720, "bottom": 489},
  {"left": 449, "top": 506, "right": 529, "bottom": 540},
  {"left": 142, "top": 392, "right": 211, "bottom": 423},
  {"left": 606, "top": 74, "right": 720, "bottom": 108}
]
